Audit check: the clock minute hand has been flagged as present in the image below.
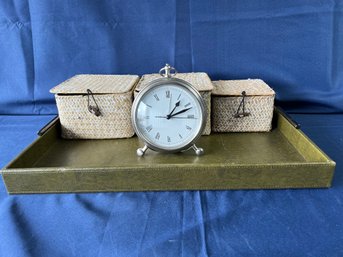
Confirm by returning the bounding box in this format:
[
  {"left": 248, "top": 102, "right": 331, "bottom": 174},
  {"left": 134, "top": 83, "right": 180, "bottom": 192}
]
[
  {"left": 166, "top": 100, "right": 180, "bottom": 119},
  {"left": 169, "top": 107, "right": 192, "bottom": 118},
  {"left": 154, "top": 115, "right": 196, "bottom": 119}
]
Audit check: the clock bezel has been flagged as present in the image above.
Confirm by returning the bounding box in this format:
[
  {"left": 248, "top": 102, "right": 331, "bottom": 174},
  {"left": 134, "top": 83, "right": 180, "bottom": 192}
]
[{"left": 132, "top": 77, "right": 207, "bottom": 153}]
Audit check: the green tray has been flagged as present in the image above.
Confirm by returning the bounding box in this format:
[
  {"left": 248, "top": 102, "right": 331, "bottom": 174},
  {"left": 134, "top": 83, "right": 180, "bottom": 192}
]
[{"left": 1, "top": 109, "right": 336, "bottom": 194}]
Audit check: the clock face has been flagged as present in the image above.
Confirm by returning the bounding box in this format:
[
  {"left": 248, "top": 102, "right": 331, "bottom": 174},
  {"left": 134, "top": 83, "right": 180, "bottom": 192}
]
[{"left": 132, "top": 79, "right": 205, "bottom": 152}]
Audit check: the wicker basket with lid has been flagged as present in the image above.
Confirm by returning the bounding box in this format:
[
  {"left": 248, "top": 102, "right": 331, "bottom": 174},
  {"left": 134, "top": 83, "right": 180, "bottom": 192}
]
[
  {"left": 211, "top": 79, "right": 275, "bottom": 132},
  {"left": 50, "top": 74, "right": 139, "bottom": 139}
]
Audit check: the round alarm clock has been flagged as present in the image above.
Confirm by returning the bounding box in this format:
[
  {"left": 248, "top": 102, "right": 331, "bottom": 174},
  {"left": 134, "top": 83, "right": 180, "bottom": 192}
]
[{"left": 132, "top": 64, "right": 207, "bottom": 156}]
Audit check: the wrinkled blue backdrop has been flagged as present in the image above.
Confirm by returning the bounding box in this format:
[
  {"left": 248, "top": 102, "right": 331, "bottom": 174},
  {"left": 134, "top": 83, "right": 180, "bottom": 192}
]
[
  {"left": 1, "top": 1, "right": 343, "bottom": 257},
  {"left": 0, "top": 0, "right": 342, "bottom": 114}
]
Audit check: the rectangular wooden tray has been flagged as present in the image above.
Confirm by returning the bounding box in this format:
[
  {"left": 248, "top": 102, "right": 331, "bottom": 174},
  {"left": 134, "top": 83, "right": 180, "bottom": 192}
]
[{"left": 1, "top": 109, "right": 336, "bottom": 194}]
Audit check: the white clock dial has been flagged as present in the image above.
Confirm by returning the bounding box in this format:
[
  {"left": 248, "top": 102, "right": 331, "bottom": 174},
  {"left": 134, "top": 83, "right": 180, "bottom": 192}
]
[{"left": 133, "top": 82, "right": 204, "bottom": 152}]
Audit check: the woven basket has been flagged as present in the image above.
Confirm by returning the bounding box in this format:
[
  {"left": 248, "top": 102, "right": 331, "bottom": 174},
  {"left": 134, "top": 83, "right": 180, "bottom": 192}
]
[
  {"left": 135, "top": 72, "right": 213, "bottom": 135},
  {"left": 212, "top": 79, "right": 275, "bottom": 132},
  {"left": 50, "top": 74, "right": 139, "bottom": 139}
]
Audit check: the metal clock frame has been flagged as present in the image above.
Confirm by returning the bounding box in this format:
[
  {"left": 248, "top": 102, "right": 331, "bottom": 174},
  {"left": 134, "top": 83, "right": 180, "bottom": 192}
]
[{"left": 131, "top": 76, "right": 207, "bottom": 156}]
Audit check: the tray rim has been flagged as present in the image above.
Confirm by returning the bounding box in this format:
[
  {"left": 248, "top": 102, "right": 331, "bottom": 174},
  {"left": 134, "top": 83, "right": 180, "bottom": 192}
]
[
  {"left": 1, "top": 108, "right": 336, "bottom": 194},
  {"left": 3, "top": 162, "right": 336, "bottom": 173}
]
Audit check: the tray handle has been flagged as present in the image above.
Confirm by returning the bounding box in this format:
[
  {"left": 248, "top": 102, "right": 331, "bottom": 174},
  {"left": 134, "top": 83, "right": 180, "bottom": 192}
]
[
  {"left": 37, "top": 115, "right": 59, "bottom": 136},
  {"left": 275, "top": 106, "right": 301, "bottom": 129}
]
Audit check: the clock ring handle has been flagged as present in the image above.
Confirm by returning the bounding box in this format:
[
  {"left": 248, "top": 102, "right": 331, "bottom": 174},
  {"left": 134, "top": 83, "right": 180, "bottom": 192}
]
[{"left": 159, "top": 64, "right": 177, "bottom": 78}]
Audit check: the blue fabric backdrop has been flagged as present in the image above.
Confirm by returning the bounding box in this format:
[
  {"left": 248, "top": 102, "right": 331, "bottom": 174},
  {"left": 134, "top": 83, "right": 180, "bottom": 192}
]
[
  {"left": 1, "top": 1, "right": 343, "bottom": 256},
  {"left": 1, "top": 114, "right": 343, "bottom": 257},
  {"left": 0, "top": 0, "right": 342, "bottom": 114}
]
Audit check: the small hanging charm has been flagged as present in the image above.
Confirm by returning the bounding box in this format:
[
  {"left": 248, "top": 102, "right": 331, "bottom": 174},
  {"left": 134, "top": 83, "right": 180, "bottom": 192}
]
[
  {"left": 234, "top": 91, "right": 250, "bottom": 118},
  {"left": 87, "top": 89, "right": 101, "bottom": 117}
]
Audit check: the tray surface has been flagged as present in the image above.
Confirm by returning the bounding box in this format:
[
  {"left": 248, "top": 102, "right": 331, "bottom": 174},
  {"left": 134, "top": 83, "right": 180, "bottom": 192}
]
[
  {"left": 32, "top": 131, "right": 305, "bottom": 169},
  {"left": 2, "top": 110, "right": 336, "bottom": 193}
]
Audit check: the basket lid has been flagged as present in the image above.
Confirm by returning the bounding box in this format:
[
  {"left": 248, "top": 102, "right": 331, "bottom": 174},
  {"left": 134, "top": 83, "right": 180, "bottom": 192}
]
[
  {"left": 212, "top": 79, "right": 275, "bottom": 96},
  {"left": 50, "top": 74, "right": 139, "bottom": 94},
  {"left": 135, "top": 72, "right": 213, "bottom": 92}
]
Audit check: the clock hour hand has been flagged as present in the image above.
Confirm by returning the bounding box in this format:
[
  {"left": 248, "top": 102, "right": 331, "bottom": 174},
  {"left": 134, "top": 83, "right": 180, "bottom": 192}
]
[
  {"left": 169, "top": 107, "right": 192, "bottom": 118},
  {"left": 166, "top": 100, "right": 180, "bottom": 119}
]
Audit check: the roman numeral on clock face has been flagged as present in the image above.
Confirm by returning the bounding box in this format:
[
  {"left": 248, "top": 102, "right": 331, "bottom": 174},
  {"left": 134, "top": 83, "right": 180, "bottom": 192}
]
[
  {"left": 154, "top": 94, "right": 160, "bottom": 101},
  {"left": 186, "top": 125, "right": 192, "bottom": 130},
  {"left": 155, "top": 132, "right": 160, "bottom": 140},
  {"left": 146, "top": 125, "right": 152, "bottom": 132},
  {"left": 184, "top": 103, "right": 191, "bottom": 108},
  {"left": 166, "top": 90, "right": 170, "bottom": 98},
  {"left": 143, "top": 102, "right": 152, "bottom": 108}
]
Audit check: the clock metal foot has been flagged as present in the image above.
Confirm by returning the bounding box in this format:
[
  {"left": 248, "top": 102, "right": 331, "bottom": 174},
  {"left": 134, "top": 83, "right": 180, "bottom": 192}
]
[
  {"left": 137, "top": 145, "right": 148, "bottom": 157},
  {"left": 191, "top": 144, "right": 204, "bottom": 156}
]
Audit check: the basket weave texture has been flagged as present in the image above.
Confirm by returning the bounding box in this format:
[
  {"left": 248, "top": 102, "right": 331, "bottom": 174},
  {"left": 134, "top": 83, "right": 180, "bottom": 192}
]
[
  {"left": 212, "top": 79, "right": 275, "bottom": 132},
  {"left": 135, "top": 72, "right": 213, "bottom": 135},
  {"left": 50, "top": 74, "right": 138, "bottom": 94},
  {"left": 51, "top": 74, "right": 139, "bottom": 139}
]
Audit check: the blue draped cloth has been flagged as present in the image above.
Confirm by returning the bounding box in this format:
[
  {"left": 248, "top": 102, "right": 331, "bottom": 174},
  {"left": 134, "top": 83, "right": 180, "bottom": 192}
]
[
  {"left": 1, "top": 115, "right": 343, "bottom": 256},
  {"left": 0, "top": 1, "right": 342, "bottom": 114},
  {"left": 1, "top": 1, "right": 343, "bottom": 256}
]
